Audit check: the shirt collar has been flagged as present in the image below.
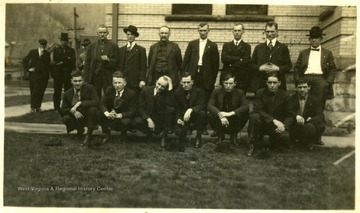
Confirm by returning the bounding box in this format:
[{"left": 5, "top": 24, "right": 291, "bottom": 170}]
[
  {"left": 127, "top": 42, "right": 136, "bottom": 48},
  {"left": 310, "top": 45, "right": 321, "bottom": 50},
  {"left": 199, "top": 38, "right": 208, "bottom": 43},
  {"left": 267, "top": 38, "right": 277, "bottom": 45},
  {"left": 298, "top": 93, "right": 308, "bottom": 100},
  {"left": 234, "top": 39, "right": 242, "bottom": 45},
  {"left": 116, "top": 89, "right": 124, "bottom": 97}
]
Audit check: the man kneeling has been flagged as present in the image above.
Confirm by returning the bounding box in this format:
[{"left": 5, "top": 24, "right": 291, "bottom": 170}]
[{"left": 98, "top": 71, "right": 137, "bottom": 144}]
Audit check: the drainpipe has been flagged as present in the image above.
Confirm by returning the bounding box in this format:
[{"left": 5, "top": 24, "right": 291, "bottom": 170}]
[{"left": 112, "top": 3, "right": 119, "bottom": 44}]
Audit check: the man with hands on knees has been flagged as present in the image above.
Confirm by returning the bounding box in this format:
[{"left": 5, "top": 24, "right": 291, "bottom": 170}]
[
  {"left": 60, "top": 70, "right": 99, "bottom": 147},
  {"left": 98, "top": 71, "right": 137, "bottom": 144}
]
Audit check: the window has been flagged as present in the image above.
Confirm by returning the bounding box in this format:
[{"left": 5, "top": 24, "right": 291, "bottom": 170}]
[
  {"left": 172, "top": 4, "right": 212, "bottom": 15},
  {"left": 226, "top": 5, "right": 268, "bottom": 15}
]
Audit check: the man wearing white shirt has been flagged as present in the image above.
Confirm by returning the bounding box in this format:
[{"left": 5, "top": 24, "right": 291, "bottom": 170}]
[{"left": 118, "top": 25, "right": 147, "bottom": 98}]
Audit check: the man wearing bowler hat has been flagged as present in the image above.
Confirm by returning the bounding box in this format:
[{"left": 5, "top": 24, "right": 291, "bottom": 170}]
[
  {"left": 78, "top": 38, "right": 91, "bottom": 71},
  {"left": 84, "top": 24, "right": 118, "bottom": 98},
  {"left": 293, "top": 26, "right": 337, "bottom": 145},
  {"left": 23, "top": 39, "right": 51, "bottom": 112},
  {"left": 53, "top": 33, "right": 76, "bottom": 111},
  {"left": 118, "top": 25, "right": 146, "bottom": 98}
]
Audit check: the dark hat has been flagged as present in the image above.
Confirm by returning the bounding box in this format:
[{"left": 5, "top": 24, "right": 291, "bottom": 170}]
[
  {"left": 123, "top": 25, "right": 139, "bottom": 37},
  {"left": 38, "top": 39, "right": 47, "bottom": 45},
  {"left": 59, "top": 33, "right": 70, "bottom": 41},
  {"left": 306, "top": 26, "right": 326, "bottom": 38},
  {"left": 81, "top": 38, "right": 91, "bottom": 46}
]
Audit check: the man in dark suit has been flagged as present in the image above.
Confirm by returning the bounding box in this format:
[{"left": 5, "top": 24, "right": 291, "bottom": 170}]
[
  {"left": 118, "top": 25, "right": 146, "bottom": 98},
  {"left": 221, "top": 23, "right": 251, "bottom": 92},
  {"left": 182, "top": 22, "right": 219, "bottom": 103},
  {"left": 173, "top": 73, "right": 207, "bottom": 148},
  {"left": 293, "top": 26, "right": 336, "bottom": 112},
  {"left": 208, "top": 73, "right": 249, "bottom": 145},
  {"left": 133, "top": 76, "right": 174, "bottom": 148},
  {"left": 248, "top": 72, "right": 292, "bottom": 156},
  {"left": 249, "top": 21, "right": 292, "bottom": 92},
  {"left": 289, "top": 78, "right": 325, "bottom": 150},
  {"left": 53, "top": 33, "right": 76, "bottom": 111},
  {"left": 147, "top": 26, "right": 182, "bottom": 89},
  {"left": 84, "top": 24, "right": 118, "bottom": 98},
  {"left": 98, "top": 71, "right": 137, "bottom": 144},
  {"left": 23, "top": 39, "right": 50, "bottom": 112},
  {"left": 60, "top": 70, "right": 99, "bottom": 147}
]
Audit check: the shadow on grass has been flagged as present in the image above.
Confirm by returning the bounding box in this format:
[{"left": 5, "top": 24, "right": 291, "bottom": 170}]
[{"left": 5, "top": 109, "right": 62, "bottom": 124}]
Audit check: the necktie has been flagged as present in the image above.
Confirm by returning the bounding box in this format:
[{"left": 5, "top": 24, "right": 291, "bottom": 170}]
[
  {"left": 127, "top": 43, "right": 132, "bottom": 52},
  {"left": 311, "top": 48, "right": 320, "bottom": 51},
  {"left": 235, "top": 41, "right": 239, "bottom": 46},
  {"left": 299, "top": 99, "right": 306, "bottom": 116},
  {"left": 72, "top": 90, "right": 80, "bottom": 106},
  {"left": 268, "top": 41, "right": 273, "bottom": 51},
  {"left": 114, "top": 91, "right": 122, "bottom": 109}
]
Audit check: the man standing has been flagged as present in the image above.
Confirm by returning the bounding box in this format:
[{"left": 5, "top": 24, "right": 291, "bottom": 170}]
[
  {"left": 84, "top": 24, "right": 118, "bottom": 98},
  {"left": 133, "top": 76, "right": 174, "bottom": 148},
  {"left": 53, "top": 33, "right": 76, "bottom": 111},
  {"left": 60, "top": 70, "right": 99, "bottom": 147},
  {"left": 98, "top": 71, "right": 137, "bottom": 144},
  {"left": 173, "top": 73, "right": 207, "bottom": 148},
  {"left": 247, "top": 72, "right": 292, "bottom": 156},
  {"left": 221, "top": 23, "right": 251, "bottom": 92},
  {"left": 77, "top": 38, "right": 91, "bottom": 71},
  {"left": 294, "top": 26, "right": 336, "bottom": 112},
  {"left": 23, "top": 39, "right": 50, "bottom": 112},
  {"left": 147, "top": 26, "right": 182, "bottom": 89},
  {"left": 208, "top": 73, "right": 249, "bottom": 145},
  {"left": 249, "top": 21, "right": 292, "bottom": 92},
  {"left": 182, "top": 22, "right": 219, "bottom": 102},
  {"left": 289, "top": 78, "right": 325, "bottom": 150},
  {"left": 118, "top": 25, "right": 146, "bottom": 97}
]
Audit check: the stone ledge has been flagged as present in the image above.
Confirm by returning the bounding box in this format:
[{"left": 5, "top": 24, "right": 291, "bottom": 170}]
[{"left": 165, "top": 14, "right": 274, "bottom": 22}]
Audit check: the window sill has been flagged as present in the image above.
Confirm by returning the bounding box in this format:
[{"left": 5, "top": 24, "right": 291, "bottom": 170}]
[{"left": 165, "top": 14, "right": 274, "bottom": 22}]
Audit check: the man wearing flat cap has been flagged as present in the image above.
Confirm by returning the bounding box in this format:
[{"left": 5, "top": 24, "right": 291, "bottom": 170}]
[
  {"left": 78, "top": 38, "right": 91, "bottom": 71},
  {"left": 293, "top": 26, "right": 337, "bottom": 145},
  {"left": 84, "top": 24, "right": 118, "bottom": 99},
  {"left": 52, "top": 33, "right": 76, "bottom": 111},
  {"left": 118, "top": 25, "right": 146, "bottom": 98},
  {"left": 23, "top": 39, "right": 51, "bottom": 112}
]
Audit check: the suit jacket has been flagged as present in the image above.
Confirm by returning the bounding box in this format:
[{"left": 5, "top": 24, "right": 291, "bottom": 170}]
[
  {"left": 137, "top": 86, "right": 173, "bottom": 120},
  {"left": 60, "top": 84, "right": 99, "bottom": 117},
  {"left": 249, "top": 41, "right": 292, "bottom": 91},
  {"left": 52, "top": 45, "right": 76, "bottom": 78},
  {"left": 174, "top": 86, "right": 206, "bottom": 120},
  {"left": 208, "top": 88, "right": 249, "bottom": 117},
  {"left": 293, "top": 47, "right": 336, "bottom": 99},
  {"left": 147, "top": 41, "right": 182, "bottom": 88},
  {"left": 182, "top": 39, "right": 219, "bottom": 89},
  {"left": 23, "top": 49, "right": 50, "bottom": 80},
  {"left": 99, "top": 86, "right": 136, "bottom": 118},
  {"left": 118, "top": 43, "right": 147, "bottom": 87},
  {"left": 84, "top": 39, "right": 118, "bottom": 84},
  {"left": 252, "top": 88, "right": 292, "bottom": 128},
  {"left": 288, "top": 93, "right": 325, "bottom": 130},
  {"left": 221, "top": 40, "right": 251, "bottom": 74}
]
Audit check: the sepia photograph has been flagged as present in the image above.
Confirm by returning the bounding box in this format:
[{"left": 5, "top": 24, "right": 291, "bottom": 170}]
[{"left": 2, "top": 0, "right": 357, "bottom": 212}]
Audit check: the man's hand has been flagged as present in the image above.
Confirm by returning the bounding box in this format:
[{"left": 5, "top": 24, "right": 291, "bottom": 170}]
[
  {"left": 259, "top": 63, "right": 280, "bottom": 72},
  {"left": 101, "top": 55, "right": 109, "bottom": 61},
  {"left": 220, "top": 117, "right": 230, "bottom": 127},
  {"left": 177, "top": 119, "right": 184, "bottom": 126},
  {"left": 139, "top": 81, "right": 146, "bottom": 89},
  {"left": 218, "top": 111, "right": 234, "bottom": 118},
  {"left": 296, "top": 115, "right": 305, "bottom": 125},
  {"left": 73, "top": 111, "right": 84, "bottom": 120},
  {"left": 56, "top": 61, "right": 63, "bottom": 65},
  {"left": 147, "top": 118, "right": 155, "bottom": 131},
  {"left": 29, "top": 67, "right": 35, "bottom": 72},
  {"left": 273, "top": 119, "right": 285, "bottom": 133},
  {"left": 104, "top": 111, "right": 116, "bottom": 119},
  {"left": 183, "top": 109, "right": 193, "bottom": 121}
]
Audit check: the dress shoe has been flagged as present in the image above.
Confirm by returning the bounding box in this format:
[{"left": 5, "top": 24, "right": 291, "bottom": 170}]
[
  {"left": 81, "top": 135, "right": 92, "bottom": 147},
  {"left": 230, "top": 134, "right": 239, "bottom": 146},
  {"left": 35, "top": 108, "right": 42, "bottom": 113},
  {"left": 161, "top": 136, "right": 167, "bottom": 148},
  {"left": 247, "top": 144, "right": 254, "bottom": 156},
  {"left": 102, "top": 134, "right": 111, "bottom": 144},
  {"left": 77, "top": 128, "right": 85, "bottom": 136},
  {"left": 202, "top": 129, "right": 209, "bottom": 135},
  {"left": 210, "top": 131, "right": 218, "bottom": 137},
  {"left": 195, "top": 138, "right": 202, "bottom": 148},
  {"left": 30, "top": 108, "right": 36, "bottom": 113}
]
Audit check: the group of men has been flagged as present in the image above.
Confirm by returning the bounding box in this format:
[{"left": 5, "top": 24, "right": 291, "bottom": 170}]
[{"left": 23, "top": 21, "right": 336, "bottom": 156}]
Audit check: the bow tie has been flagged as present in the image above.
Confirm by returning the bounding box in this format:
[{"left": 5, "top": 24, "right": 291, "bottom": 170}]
[{"left": 311, "top": 48, "right": 320, "bottom": 51}]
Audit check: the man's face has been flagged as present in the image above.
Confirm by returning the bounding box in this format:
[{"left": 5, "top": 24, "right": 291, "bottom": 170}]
[
  {"left": 159, "top": 27, "right": 170, "bottom": 42},
  {"left": 266, "top": 76, "right": 281, "bottom": 93},
  {"left": 71, "top": 76, "right": 84, "bottom": 90},
  {"left": 38, "top": 43, "right": 46, "bottom": 50},
  {"left": 198, "top": 25, "right": 209, "bottom": 40},
  {"left": 126, "top": 32, "right": 136, "bottom": 43},
  {"left": 155, "top": 78, "right": 168, "bottom": 93},
  {"left": 97, "top": 27, "right": 109, "bottom": 41},
  {"left": 265, "top": 25, "right": 278, "bottom": 40},
  {"left": 233, "top": 25, "right": 244, "bottom": 41},
  {"left": 309, "top": 37, "right": 322, "bottom": 48},
  {"left": 223, "top": 78, "right": 236, "bottom": 92},
  {"left": 180, "top": 76, "right": 194, "bottom": 91},
  {"left": 113, "top": 77, "right": 126, "bottom": 92},
  {"left": 296, "top": 83, "right": 310, "bottom": 98},
  {"left": 60, "top": 40, "right": 68, "bottom": 47}
]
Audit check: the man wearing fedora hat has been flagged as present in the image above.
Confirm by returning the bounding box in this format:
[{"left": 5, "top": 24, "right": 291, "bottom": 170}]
[
  {"left": 84, "top": 24, "right": 118, "bottom": 98},
  {"left": 53, "top": 32, "right": 76, "bottom": 111},
  {"left": 118, "top": 25, "right": 146, "bottom": 98},
  {"left": 293, "top": 26, "right": 336, "bottom": 145},
  {"left": 78, "top": 38, "right": 91, "bottom": 71},
  {"left": 23, "top": 38, "right": 51, "bottom": 112}
]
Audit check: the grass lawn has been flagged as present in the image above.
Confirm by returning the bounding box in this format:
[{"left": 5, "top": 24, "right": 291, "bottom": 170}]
[{"left": 4, "top": 131, "right": 355, "bottom": 209}]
